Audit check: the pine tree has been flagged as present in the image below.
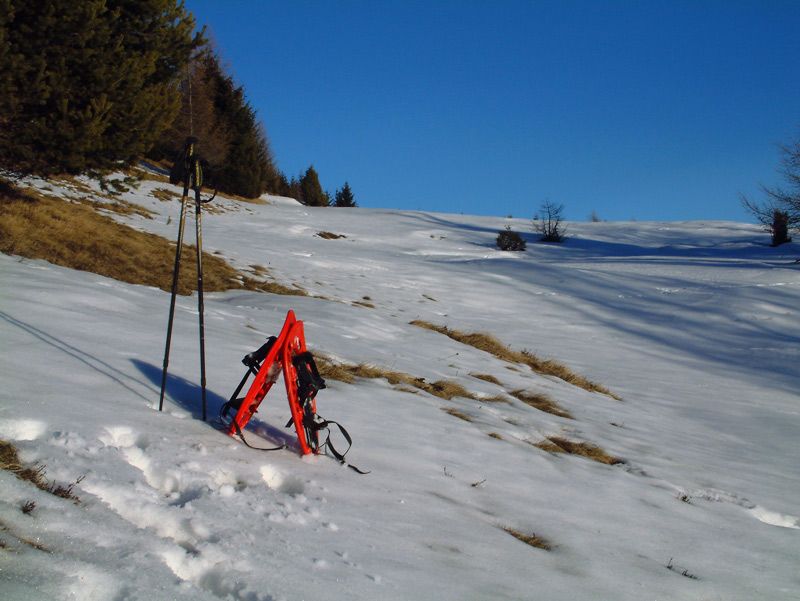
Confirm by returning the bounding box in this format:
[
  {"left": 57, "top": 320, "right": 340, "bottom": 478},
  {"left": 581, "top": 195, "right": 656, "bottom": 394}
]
[
  {"left": 0, "top": 0, "right": 201, "bottom": 175},
  {"left": 149, "top": 50, "right": 232, "bottom": 169},
  {"left": 333, "top": 182, "right": 357, "bottom": 207},
  {"left": 198, "top": 52, "right": 281, "bottom": 198},
  {"left": 300, "top": 165, "right": 328, "bottom": 206}
]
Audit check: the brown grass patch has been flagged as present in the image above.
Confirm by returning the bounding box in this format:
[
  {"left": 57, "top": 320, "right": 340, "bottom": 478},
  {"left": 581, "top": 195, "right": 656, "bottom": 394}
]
[
  {"left": 488, "top": 432, "right": 503, "bottom": 440},
  {"left": 442, "top": 407, "right": 473, "bottom": 422},
  {"left": 151, "top": 187, "right": 181, "bottom": 202},
  {"left": 509, "top": 390, "right": 573, "bottom": 419},
  {"left": 503, "top": 527, "right": 552, "bottom": 551},
  {"left": 0, "top": 183, "right": 305, "bottom": 297},
  {"left": 410, "top": 320, "right": 619, "bottom": 399},
  {"left": 317, "top": 231, "right": 346, "bottom": 240},
  {"left": 314, "top": 354, "right": 476, "bottom": 401},
  {"left": 249, "top": 264, "right": 269, "bottom": 277},
  {"left": 0, "top": 439, "right": 83, "bottom": 503},
  {"left": 470, "top": 373, "right": 501, "bottom": 385},
  {"left": 533, "top": 436, "right": 623, "bottom": 465},
  {"left": 352, "top": 300, "right": 375, "bottom": 309},
  {"left": 73, "top": 196, "right": 155, "bottom": 219},
  {"left": 476, "top": 394, "right": 510, "bottom": 404}
]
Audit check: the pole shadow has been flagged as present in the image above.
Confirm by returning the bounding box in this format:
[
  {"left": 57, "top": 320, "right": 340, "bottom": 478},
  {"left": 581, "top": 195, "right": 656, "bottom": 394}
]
[{"left": 130, "top": 358, "right": 297, "bottom": 449}]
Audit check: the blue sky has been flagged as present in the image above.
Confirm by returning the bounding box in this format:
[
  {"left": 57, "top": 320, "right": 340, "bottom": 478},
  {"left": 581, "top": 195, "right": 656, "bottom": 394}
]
[{"left": 183, "top": 0, "right": 799, "bottom": 222}]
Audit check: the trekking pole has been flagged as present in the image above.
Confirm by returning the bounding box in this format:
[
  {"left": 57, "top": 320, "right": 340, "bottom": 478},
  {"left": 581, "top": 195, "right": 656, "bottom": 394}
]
[
  {"left": 192, "top": 155, "right": 216, "bottom": 421},
  {"left": 158, "top": 137, "right": 197, "bottom": 412}
]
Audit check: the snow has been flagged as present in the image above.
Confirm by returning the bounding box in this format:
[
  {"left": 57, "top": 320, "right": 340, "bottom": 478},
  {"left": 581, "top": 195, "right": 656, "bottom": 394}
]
[{"left": 1, "top": 172, "right": 799, "bottom": 600}]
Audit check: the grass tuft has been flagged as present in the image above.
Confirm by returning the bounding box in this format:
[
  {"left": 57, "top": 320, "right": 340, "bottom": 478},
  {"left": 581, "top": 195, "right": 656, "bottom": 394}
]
[
  {"left": 470, "top": 373, "right": 501, "bottom": 385},
  {"left": 509, "top": 389, "right": 573, "bottom": 419},
  {"left": 0, "top": 439, "right": 83, "bottom": 503},
  {"left": 534, "top": 436, "right": 623, "bottom": 465},
  {"left": 410, "top": 320, "right": 619, "bottom": 399},
  {"left": 314, "top": 355, "right": 477, "bottom": 401},
  {"left": 317, "top": 231, "right": 346, "bottom": 239},
  {"left": 503, "top": 527, "right": 552, "bottom": 551},
  {"left": 442, "top": 407, "right": 473, "bottom": 422}
]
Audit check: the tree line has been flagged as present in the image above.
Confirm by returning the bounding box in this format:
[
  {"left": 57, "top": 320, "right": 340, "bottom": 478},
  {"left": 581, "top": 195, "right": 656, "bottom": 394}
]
[{"left": 0, "top": 0, "right": 357, "bottom": 205}]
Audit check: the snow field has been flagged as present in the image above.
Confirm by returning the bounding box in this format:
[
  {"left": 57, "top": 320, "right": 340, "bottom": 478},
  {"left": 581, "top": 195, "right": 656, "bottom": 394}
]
[{"left": 1, "top": 171, "right": 799, "bottom": 600}]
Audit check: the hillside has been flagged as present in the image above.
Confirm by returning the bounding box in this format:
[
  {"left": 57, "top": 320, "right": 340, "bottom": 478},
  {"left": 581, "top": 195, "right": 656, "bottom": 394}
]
[{"left": 1, "top": 171, "right": 798, "bottom": 600}]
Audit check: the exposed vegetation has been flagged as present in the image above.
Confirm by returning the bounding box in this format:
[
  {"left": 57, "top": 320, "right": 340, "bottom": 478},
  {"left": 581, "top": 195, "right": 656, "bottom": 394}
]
[
  {"left": 410, "top": 320, "right": 619, "bottom": 399},
  {"left": 502, "top": 527, "right": 552, "bottom": 551},
  {"left": 535, "top": 200, "right": 566, "bottom": 243},
  {"left": 470, "top": 373, "right": 501, "bottom": 385},
  {"left": 0, "top": 182, "right": 305, "bottom": 297},
  {"left": 314, "top": 354, "right": 478, "bottom": 401},
  {"left": 333, "top": 182, "right": 357, "bottom": 207},
  {"left": 151, "top": 187, "right": 182, "bottom": 202},
  {"left": 509, "top": 389, "right": 572, "bottom": 419},
  {"left": 317, "top": 231, "right": 347, "bottom": 240},
  {"left": 534, "top": 436, "right": 623, "bottom": 465},
  {"left": 442, "top": 407, "right": 474, "bottom": 422},
  {"left": 496, "top": 226, "right": 526, "bottom": 251},
  {"left": 0, "top": 0, "right": 202, "bottom": 175},
  {"left": 742, "top": 132, "right": 799, "bottom": 246},
  {"left": 0, "top": 439, "right": 83, "bottom": 504}
]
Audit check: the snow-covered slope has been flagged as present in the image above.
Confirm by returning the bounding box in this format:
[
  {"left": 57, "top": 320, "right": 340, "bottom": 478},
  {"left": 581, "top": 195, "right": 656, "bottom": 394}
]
[{"left": 1, "top": 173, "right": 798, "bottom": 600}]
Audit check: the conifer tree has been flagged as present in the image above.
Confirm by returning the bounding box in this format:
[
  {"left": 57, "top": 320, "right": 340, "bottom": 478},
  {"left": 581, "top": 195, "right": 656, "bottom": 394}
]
[
  {"left": 0, "top": 0, "right": 202, "bottom": 175},
  {"left": 150, "top": 51, "right": 232, "bottom": 169},
  {"left": 334, "top": 182, "right": 357, "bottom": 207},
  {"left": 197, "top": 52, "right": 281, "bottom": 198},
  {"left": 300, "top": 165, "right": 328, "bottom": 206}
]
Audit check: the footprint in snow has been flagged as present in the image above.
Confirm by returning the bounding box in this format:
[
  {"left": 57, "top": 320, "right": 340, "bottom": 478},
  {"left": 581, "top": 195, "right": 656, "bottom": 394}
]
[{"left": 0, "top": 418, "right": 47, "bottom": 441}]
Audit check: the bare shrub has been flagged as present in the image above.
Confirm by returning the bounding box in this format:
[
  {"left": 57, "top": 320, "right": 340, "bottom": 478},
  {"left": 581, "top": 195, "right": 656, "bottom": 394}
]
[{"left": 535, "top": 200, "right": 566, "bottom": 243}]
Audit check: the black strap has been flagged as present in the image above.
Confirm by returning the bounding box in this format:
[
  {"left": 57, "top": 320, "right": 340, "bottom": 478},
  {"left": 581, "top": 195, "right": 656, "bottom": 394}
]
[
  {"left": 300, "top": 414, "right": 370, "bottom": 474},
  {"left": 231, "top": 419, "right": 286, "bottom": 452}
]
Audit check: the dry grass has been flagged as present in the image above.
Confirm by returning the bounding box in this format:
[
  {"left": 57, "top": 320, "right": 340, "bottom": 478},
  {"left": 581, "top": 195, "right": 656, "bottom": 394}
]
[
  {"left": 470, "top": 373, "right": 501, "bottom": 385},
  {"left": 410, "top": 320, "right": 619, "bottom": 399},
  {"left": 509, "top": 389, "right": 573, "bottom": 419},
  {"left": 314, "top": 354, "right": 476, "bottom": 401},
  {"left": 0, "top": 440, "right": 46, "bottom": 489},
  {"left": 0, "top": 182, "right": 306, "bottom": 297},
  {"left": 73, "top": 196, "right": 155, "bottom": 219},
  {"left": 476, "top": 394, "right": 511, "bottom": 404},
  {"left": 352, "top": 300, "right": 376, "bottom": 309},
  {"left": 151, "top": 187, "right": 181, "bottom": 202},
  {"left": 317, "top": 231, "right": 346, "bottom": 240},
  {"left": 502, "top": 527, "right": 552, "bottom": 551},
  {"left": 442, "top": 407, "right": 474, "bottom": 422},
  {"left": 0, "top": 439, "right": 83, "bottom": 503},
  {"left": 488, "top": 432, "right": 504, "bottom": 440},
  {"left": 533, "top": 436, "right": 623, "bottom": 465},
  {"left": 249, "top": 264, "right": 269, "bottom": 277}
]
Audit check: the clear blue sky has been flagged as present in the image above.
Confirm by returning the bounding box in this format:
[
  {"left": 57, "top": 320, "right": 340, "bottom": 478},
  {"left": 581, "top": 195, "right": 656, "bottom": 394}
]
[{"left": 183, "top": 0, "right": 799, "bottom": 222}]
